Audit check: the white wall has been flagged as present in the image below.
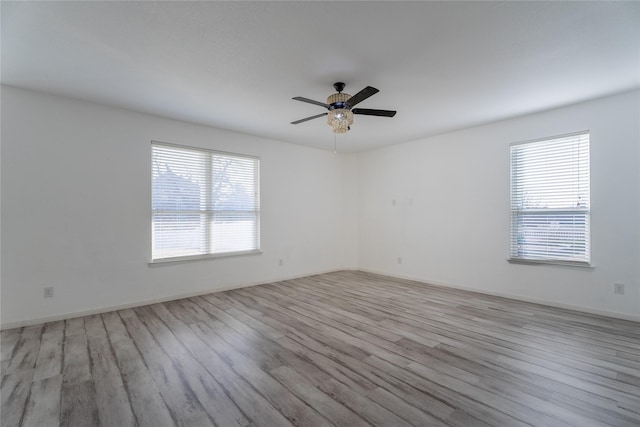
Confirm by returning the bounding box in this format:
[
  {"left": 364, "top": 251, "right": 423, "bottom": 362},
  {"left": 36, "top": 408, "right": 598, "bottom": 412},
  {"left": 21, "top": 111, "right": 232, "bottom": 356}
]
[
  {"left": 1, "top": 86, "right": 358, "bottom": 327},
  {"left": 358, "top": 90, "right": 640, "bottom": 319},
  {"left": 2, "top": 86, "right": 638, "bottom": 327}
]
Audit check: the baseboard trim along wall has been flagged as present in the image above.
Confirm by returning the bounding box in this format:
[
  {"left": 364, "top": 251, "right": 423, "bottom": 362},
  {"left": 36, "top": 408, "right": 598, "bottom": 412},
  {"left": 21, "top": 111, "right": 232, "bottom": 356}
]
[
  {"left": 3, "top": 268, "right": 638, "bottom": 330},
  {"left": 0, "top": 268, "right": 346, "bottom": 330},
  {"left": 358, "top": 268, "right": 640, "bottom": 323}
]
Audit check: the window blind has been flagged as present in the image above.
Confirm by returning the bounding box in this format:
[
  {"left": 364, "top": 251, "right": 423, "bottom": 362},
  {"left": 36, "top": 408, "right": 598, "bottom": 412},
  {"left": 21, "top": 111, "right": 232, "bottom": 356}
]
[
  {"left": 151, "top": 142, "right": 260, "bottom": 262},
  {"left": 510, "top": 132, "right": 590, "bottom": 264}
]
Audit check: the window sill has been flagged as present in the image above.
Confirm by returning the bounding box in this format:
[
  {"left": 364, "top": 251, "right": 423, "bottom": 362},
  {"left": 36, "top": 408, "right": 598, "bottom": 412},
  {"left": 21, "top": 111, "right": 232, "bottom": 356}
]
[
  {"left": 508, "top": 258, "right": 593, "bottom": 269},
  {"left": 149, "top": 249, "right": 263, "bottom": 266}
]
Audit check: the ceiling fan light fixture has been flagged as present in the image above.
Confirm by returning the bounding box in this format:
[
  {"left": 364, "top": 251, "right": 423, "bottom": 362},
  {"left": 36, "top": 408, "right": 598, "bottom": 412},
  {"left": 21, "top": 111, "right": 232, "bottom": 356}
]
[
  {"left": 327, "top": 92, "right": 353, "bottom": 133},
  {"left": 291, "top": 83, "right": 395, "bottom": 135},
  {"left": 328, "top": 108, "right": 353, "bottom": 134}
]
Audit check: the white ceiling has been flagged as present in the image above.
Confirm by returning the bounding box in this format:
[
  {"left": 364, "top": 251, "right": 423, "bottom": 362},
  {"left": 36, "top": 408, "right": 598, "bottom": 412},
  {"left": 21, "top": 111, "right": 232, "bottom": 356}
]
[{"left": 2, "top": 1, "right": 639, "bottom": 152}]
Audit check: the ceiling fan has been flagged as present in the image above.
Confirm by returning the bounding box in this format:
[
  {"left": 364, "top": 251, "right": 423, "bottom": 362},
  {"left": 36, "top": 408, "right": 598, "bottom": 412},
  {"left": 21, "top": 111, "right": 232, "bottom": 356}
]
[{"left": 291, "top": 82, "right": 397, "bottom": 133}]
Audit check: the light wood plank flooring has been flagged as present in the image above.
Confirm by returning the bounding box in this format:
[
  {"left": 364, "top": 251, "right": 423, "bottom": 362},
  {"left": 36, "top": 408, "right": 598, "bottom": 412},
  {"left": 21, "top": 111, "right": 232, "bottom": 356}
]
[{"left": 2, "top": 271, "right": 639, "bottom": 426}]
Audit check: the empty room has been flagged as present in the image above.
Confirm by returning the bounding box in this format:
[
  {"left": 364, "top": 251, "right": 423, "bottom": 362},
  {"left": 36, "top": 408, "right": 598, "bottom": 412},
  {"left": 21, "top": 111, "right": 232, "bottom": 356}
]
[{"left": 1, "top": 1, "right": 639, "bottom": 426}]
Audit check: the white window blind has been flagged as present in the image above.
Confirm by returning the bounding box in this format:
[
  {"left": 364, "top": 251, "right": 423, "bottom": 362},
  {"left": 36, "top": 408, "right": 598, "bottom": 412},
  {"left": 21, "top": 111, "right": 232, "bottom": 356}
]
[
  {"left": 510, "top": 132, "right": 590, "bottom": 265},
  {"left": 151, "top": 142, "right": 260, "bottom": 262}
]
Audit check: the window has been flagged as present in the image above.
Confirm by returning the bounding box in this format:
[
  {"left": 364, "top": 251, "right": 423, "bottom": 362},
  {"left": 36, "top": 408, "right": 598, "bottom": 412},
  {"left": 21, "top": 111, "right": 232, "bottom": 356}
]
[
  {"left": 510, "top": 132, "right": 590, "bottom": 265},
  {"left": 151, "top": 142, "right": 260, "bottom": 262}
]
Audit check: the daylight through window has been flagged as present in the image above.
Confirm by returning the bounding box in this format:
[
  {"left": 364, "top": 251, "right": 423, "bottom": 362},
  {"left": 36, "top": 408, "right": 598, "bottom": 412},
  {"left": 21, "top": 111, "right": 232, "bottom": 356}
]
[
  {"left": 151, "top": 142, "right": 260, "bottom": 262},
  {"left": 510, "top": 132, "right": 590, "bottom": 265}
]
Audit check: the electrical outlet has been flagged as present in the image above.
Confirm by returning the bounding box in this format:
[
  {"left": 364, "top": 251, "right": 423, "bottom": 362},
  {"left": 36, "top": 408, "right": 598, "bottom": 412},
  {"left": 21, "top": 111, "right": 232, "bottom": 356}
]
[
  {"left": 44, "top": 287, "right": 54, "bottom": 298},
  {"left": 614, "top": 283, "right": 625, "bottom": 295}
]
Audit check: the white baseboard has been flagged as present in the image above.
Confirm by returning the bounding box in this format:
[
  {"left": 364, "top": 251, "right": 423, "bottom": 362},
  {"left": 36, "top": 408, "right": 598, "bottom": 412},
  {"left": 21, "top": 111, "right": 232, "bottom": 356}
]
[
  {"left": 3, "top": 267, "right": 637, "bottom": 330},
  {"left": 358, "top": 268, "right": 640, "bottom": 323},
  {"left": 0, "top": 268, "right": 345, "bottom": 330}
]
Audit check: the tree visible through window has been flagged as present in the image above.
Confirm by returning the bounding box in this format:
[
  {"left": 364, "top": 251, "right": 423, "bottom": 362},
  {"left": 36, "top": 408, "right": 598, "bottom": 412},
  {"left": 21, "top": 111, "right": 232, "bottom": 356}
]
[
  {"left": 151, "top": 142, "right": 260, "bottom": 262},
  {"left": 510, "top": 132, "right": 590, "bottom": 265}
]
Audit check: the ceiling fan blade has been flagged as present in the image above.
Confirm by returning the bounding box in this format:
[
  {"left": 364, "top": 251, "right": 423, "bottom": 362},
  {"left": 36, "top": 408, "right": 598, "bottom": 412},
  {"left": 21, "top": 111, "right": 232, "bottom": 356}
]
[
  {"left": 352, "top": 108, "right": 397, "bottom": 117},
  {"left": 291, "top": 112, "right": 328, "bottom": 124},
  {"left": 346, "top": 86, "right": 379, "bottom": 107},
  {"left": 292, "top": 97, "right": 330, "bottom": 109}
]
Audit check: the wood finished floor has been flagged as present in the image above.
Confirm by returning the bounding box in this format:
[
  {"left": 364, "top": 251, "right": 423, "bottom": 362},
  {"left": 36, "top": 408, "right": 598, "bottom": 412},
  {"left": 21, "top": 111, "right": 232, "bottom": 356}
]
[{"left": 1, "top": 271, "right": 639, "bottom": 427}]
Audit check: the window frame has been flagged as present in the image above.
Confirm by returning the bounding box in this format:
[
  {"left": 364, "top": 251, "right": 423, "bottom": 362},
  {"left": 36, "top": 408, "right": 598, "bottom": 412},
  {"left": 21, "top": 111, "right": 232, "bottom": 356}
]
[
  {"left": 150, "top": 141, "right": 261, "bottom": 264},
  {"left": 508, "top": 131, "right": 591, "bottom": 268}
]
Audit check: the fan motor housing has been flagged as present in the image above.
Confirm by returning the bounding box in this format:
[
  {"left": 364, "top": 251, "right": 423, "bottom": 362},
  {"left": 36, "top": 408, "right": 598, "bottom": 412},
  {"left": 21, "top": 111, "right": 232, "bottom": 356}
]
[{"left": 327, "top": 92, "right": 352, "bottom": 110}]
